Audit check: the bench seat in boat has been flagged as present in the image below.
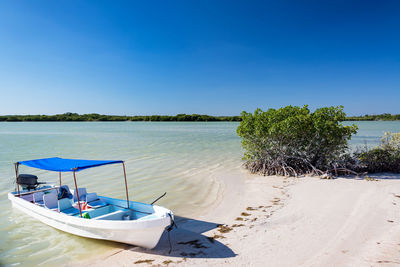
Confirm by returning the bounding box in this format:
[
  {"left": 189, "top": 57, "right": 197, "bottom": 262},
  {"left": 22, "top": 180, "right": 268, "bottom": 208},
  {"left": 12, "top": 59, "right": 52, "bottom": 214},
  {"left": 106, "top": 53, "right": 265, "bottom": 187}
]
[
  {"left": 93, "top": 210, "right": 126, "bottom": 220},
  {"left": 86, "top": 193, "right": 107, "bottom": 208}
]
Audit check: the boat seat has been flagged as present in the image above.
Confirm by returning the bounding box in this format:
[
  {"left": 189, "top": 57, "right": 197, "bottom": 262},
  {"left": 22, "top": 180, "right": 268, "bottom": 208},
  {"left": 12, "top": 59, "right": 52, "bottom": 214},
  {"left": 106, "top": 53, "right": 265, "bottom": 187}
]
[
  {"left": 43, "top": 193, "right": 58, "bottom": 210},
  {"left": 58, "top": 198, "right": 80, "bottom": 215},
  {"left": 47, "top": 189, "right": 58, "bottom": 195},
  {"left": 21, "top": 193, "right": 34, "bottom": 202},
  {"left": 73, "top": 188, "right": 87, "bottom": 203},
  {"left": 33, "top": 192, "right": 45, "bottom": 205},
  {"left": 93, "top": 210, "right": 125, "bottom": 220},
  {"left": 86, "top": 193, "right": 107, "bottom": 208}
]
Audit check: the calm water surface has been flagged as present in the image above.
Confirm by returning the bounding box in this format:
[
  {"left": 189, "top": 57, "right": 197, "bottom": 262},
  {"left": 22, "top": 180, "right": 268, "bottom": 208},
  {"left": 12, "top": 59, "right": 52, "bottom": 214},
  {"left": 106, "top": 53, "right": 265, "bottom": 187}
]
[{"left": 1, "top": 121, "right": 399, "bottom": 266}]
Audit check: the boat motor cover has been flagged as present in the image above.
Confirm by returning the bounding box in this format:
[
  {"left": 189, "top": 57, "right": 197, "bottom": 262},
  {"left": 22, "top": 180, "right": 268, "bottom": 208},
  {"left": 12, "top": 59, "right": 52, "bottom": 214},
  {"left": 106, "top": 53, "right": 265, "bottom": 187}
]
[{"left": 17, "top": 174, "right": 38, "bottom": 186}]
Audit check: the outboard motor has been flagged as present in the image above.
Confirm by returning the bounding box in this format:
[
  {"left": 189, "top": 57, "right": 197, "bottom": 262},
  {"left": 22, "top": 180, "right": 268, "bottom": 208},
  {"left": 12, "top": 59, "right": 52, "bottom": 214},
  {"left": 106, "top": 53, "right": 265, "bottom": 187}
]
[{"left": 16, "top": 174, "right": 45, "bottom": 191}]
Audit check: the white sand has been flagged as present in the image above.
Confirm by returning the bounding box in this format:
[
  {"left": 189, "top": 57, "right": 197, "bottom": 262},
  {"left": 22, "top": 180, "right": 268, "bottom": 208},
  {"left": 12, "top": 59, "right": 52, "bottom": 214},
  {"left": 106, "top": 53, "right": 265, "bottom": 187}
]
[{"left": 82, "top": 172, "right": 400, "bottom": 267}]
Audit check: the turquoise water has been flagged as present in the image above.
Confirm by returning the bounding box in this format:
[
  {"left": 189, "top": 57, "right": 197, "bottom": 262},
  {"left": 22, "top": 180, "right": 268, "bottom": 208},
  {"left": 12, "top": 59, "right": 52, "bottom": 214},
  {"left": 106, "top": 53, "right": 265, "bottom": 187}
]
[
  {"left": 344, "top": 121, "right": 400, "bottom": 148},
  {"left": 1, "top": 121, "right": 399, "bottom": 266}
]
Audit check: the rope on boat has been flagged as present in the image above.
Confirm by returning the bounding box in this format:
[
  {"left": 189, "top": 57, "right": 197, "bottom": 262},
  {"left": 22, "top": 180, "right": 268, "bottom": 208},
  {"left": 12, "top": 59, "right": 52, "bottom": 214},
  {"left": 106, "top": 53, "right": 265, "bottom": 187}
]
[
  {"left": 166, "top": 212, "right": 177, "bottom": 254},
  {"left": 167, "top": 230, "right": 172, "bottom": 254},
  {"left": 151, "top": 192, "right": 167, "bottom": 205}
]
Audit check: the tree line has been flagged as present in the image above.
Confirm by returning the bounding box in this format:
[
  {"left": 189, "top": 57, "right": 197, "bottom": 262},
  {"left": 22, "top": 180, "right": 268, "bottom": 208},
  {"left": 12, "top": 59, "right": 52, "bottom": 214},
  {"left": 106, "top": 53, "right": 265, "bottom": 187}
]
[
  {"left": 0, "top": 113, "right": 241, "bottom": 122},
  {"left": 1, "top": 112, "right": 399, "bottom": 122},
  {"left": 345, "top": 113, "right": 400, "bottom": 121}
]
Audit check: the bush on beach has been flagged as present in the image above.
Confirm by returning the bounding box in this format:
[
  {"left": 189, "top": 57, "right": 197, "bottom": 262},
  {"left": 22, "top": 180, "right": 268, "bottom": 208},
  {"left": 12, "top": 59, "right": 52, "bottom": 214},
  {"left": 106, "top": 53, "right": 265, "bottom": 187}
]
[
  {"left": 237, "top": 105, "right": 358, "bottom": 176},
  {"left": 237, "top": 105, "right": 400, "bottom": 177},
  {"left": 355, "top": 132, "right": 400, "bottom": 173}
]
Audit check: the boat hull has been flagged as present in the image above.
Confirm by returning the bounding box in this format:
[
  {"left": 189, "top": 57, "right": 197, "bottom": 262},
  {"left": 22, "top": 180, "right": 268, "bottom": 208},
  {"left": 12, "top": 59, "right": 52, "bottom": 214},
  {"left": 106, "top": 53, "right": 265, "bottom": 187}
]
[{"left": 8, "top": 193, "right": 172, "bottom": 249}]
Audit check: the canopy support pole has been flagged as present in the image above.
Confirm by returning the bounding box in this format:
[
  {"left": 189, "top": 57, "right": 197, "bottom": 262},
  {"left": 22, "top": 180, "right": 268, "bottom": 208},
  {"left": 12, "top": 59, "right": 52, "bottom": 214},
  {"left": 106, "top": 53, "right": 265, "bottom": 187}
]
[
  {"left": 59, "top": 172, "right": 62, "bottom": 187},
  {"left": 14, "top": 163, "right": 20, "bottom": 196},
  {"left": 122, "top": 162, "right": 129, "bottom": 209},
  {"left": 73, "top": 169, "right": 82, "bottom": 217}
]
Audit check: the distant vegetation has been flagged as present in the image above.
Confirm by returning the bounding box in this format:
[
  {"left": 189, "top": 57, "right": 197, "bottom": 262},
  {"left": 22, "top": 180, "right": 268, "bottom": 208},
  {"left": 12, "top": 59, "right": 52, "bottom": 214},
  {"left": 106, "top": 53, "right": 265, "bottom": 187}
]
[
  {"left": 345, "top": 113, "right": 400, "bottom": 121},
  {"left": 0, "top": 113, "right": 241, "bottom": 122},
  {"left": 1, "top": 112, "right": 399, "bottom": 122},
  {"left": 237, "top": 105, "right": 400, "bottom": 177}
]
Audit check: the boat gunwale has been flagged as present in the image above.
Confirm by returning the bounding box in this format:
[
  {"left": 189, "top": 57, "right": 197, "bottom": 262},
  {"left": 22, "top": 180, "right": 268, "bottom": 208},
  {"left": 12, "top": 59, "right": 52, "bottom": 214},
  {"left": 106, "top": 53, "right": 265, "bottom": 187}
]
[{"left": 8, "top": 192, "right": 172, "bottom": 229}]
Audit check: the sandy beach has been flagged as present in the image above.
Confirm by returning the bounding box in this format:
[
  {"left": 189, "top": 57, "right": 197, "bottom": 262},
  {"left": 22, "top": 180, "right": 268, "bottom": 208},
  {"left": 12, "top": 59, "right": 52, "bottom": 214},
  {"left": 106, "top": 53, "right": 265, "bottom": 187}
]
[{"left": 80, "top": 171, "right": 400, "bottom": 267}]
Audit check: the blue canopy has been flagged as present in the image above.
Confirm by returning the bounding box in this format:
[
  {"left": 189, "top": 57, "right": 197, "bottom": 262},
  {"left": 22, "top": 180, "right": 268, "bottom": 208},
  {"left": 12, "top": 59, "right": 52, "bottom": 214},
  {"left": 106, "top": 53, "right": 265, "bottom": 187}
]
[{"left": 17, "top": 157, "right": 123, "bottom": 172}]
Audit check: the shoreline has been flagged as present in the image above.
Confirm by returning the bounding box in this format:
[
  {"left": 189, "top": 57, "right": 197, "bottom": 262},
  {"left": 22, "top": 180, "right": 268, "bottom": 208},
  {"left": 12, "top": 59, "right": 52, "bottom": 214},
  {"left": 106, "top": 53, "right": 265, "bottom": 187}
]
[{"left": 79, "top": 172, "right": 400, "bottom": 267}]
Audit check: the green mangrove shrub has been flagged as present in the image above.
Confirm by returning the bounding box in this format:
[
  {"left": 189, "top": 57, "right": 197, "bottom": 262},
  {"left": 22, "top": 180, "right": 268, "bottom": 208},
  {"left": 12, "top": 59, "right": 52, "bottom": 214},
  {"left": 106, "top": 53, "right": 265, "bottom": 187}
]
[
  {"left": 237, "top": 105, "right": 358, "bottom": 176},
  {"left": 356, "top": 132, "right": 400, "bottom": 173}
]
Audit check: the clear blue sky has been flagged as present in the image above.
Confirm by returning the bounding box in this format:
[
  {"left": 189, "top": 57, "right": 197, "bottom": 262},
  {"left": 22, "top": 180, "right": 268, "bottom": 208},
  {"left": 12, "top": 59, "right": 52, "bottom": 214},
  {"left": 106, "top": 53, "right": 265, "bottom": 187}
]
[{"left": 0, "top": 0, "right": 399, "bottom": 116}]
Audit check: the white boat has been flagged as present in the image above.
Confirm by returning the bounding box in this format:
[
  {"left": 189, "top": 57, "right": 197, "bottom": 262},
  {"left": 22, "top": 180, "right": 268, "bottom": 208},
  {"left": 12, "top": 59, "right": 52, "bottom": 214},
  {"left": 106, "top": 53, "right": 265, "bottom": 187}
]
[{"left": 8, "top": 157, "right": 174, "bottom": 249}]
